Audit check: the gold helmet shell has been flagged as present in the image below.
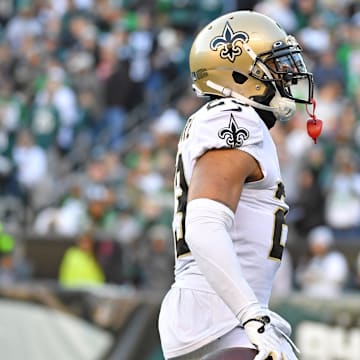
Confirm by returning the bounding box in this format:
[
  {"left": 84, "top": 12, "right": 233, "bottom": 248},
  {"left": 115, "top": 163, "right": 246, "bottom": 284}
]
[{"left": 189, "top": 11, "right": 313, "bottom": 105}]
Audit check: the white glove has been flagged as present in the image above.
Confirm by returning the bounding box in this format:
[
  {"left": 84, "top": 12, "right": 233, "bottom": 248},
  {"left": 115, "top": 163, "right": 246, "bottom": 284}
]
[
  {"left": 244, "top": 315, "right": 282, "bottom": 360},
  {"left": 244, "top": 315, "right": 299, "bottom": 360}
]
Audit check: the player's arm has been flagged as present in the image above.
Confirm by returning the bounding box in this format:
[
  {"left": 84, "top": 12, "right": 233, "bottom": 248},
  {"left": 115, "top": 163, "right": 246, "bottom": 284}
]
[
  {"left": 186, "top": 147, "right": 264, "bottom": 321},
  {"left": 186, "top": 148, "right": 296, "bottom": 360},
  {"left": 188, "top": 147, "right": 261, "bottom": 211}
]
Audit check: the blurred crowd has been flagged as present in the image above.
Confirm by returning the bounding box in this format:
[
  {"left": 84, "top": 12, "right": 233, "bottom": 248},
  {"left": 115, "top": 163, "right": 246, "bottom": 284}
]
[{"left": 0, "top": 0, "right": 359, "bottom": 297}]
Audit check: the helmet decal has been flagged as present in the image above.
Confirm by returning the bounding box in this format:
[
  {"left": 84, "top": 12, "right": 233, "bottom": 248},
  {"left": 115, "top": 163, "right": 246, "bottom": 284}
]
[
  {"left": 210, "top": 22, "right": 249, "bottom": 63},
  {"left": 218, "top": 114, "right": 249, "bottom": 148}
]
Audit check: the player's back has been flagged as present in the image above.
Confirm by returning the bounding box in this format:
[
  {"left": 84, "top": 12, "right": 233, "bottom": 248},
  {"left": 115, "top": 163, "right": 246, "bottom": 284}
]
[{"left": 173, "top": 97, "right": 289, "bottom": 305}]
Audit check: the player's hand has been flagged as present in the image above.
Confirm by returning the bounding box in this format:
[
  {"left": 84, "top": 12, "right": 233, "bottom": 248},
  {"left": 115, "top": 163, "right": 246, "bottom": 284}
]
[
  {"left": 244, "top": 314, "right": 299, "bottom": 360},
  {"left": 244, "top": 315, "right": 297, "bottom": 360}
]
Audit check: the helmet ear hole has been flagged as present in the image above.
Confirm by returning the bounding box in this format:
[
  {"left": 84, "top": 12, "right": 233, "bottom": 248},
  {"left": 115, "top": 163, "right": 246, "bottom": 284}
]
[{"left": 232, "top": 71, "right": 248, "bottom": 84}]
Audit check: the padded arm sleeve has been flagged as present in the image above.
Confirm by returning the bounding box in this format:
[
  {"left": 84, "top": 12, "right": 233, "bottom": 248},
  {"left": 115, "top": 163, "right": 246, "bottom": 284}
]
[{"left": 185, "top": 198, "right": 264, "bottom": 324}]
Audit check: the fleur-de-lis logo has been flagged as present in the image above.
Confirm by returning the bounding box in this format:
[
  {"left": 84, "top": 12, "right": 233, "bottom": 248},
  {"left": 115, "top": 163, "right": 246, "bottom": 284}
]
[
  {"left": 210, "top": 22, "right": 249, "bottom": 63},
  {"left": 218, "top": 114, "right": 249, "bottom": 148}
]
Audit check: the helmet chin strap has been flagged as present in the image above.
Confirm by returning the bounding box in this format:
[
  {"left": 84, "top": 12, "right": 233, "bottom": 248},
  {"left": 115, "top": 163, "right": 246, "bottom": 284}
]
[
  {"left": 269, "top": 93, "right": 297, "bottom": 122},
  {"left": 206, "top": 80, "right": 296, "bottom": 122}
]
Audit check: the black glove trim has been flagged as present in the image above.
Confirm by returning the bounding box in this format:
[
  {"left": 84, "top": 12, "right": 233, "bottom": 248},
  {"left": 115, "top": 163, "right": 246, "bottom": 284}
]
[{"left": 243, "top": 315, "right": 271, "bottom": 334}]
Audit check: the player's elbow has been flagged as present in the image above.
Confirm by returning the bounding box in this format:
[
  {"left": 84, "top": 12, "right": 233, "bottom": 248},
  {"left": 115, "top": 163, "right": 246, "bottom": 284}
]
[{"left": 185, "top": 198, "right": 234, "bottom": 251}]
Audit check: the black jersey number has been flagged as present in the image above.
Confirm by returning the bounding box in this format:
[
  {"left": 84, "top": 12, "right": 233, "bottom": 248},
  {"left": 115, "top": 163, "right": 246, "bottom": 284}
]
[
  {"left": 173, "top": 153, "right": 190, "bottom": 257},
  {"left": 269, "top": 182, "right": 287, "bottom": 261}
]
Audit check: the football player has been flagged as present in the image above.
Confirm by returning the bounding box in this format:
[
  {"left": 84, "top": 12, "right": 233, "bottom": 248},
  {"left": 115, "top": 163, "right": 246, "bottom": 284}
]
[{"left": 158, "top": 10, "right": 314, "bottom": 360}]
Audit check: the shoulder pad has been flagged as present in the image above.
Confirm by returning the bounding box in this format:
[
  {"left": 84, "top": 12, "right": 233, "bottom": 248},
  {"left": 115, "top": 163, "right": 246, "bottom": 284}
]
[{"left": 186, "top": 99, "right": 264, "bottom": 162}]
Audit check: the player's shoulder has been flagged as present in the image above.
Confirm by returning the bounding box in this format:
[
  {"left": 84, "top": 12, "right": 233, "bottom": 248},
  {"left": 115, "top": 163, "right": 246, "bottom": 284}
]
[{"left": 180, "top": 97, "right": 264, "bottom": 153}]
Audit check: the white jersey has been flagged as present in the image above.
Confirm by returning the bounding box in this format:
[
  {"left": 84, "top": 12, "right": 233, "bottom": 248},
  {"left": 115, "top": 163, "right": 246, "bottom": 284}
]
[{"left": 159, "top": 98, "right": 289, "bottom": 359}]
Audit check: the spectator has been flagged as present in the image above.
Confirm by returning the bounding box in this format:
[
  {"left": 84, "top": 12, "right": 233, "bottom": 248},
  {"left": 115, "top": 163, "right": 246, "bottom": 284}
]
[
  {"left": 297, "top": 14, "right": 331, "bottom": 55},
  {"left": 33, "top": 183, "right": 89, "bottom": 236},
  {"left": 111, "top": 208, "right": 142, "bottom": 245},
  {"left": 0, "top": 156, "right": 21, "bottom": 198},
  {"left": 0, "top": 230, "right": 31, "bottom": 285},
  {"left": 86, "top": 193, "right": 118, "bottom": 233},
  {"left": 11, "top": 128, "right": 54, "bottom": 220},
  {"left": 127, "top": 8, "right": 156, "bottom": 86},
  {"left": 0, "top": 42, "right": 15, "bottom": 81},
  {"left": 27, "top": 103, "right": 60, "bottom": 151},
  {"left": 5, "top": 3, "right": 42, "bottom": 50},
  {"left": 332, "top": 102, "right": 360, "bottom": 148},
  {"left": 313, "top": 48, "right": 346, "bottom": 91},
  {"left": 96, "top": 35, "right": 139, "bottom": 149},
  {"left": 291, "top": 166, "right": 326, "bottom": 237},
  {"left": 0, "top": 231, "right": 17, "bottom": 284},
  {"left": 254, "top": 0, "right": 298, "bottom": 33},
  {"left": 34, "top": 66, "right": 79, "bottom": 153},
  {"left": 293, "top": 0, "right": 318, "bottom": 29},
  {"left": 295, "top": 226, "right": 349, "bottom": 298},
  {"left": 57, "top": 0, "right": 93, "bottom": 52},
  {"left": 58, "top": 231, "right": 105, "bottom": 287},
  {"left": 12, "top": 129, "right": 48, "bottom": 191},
  {"left": 337, "top": 18, "right": 360, "bottom": 98},
  {"left": 11, "top": 38, "right": 46, "bottom": 103},
  {"left": 0, "top": 76, "right": 23, "bottom": 142},
  {"left": 314, "top": 80, "right": 345, "bottom": 138},
  {"left": 324, "top": 147, "right": 360, "bottom": 239},
  {"left": 138, "top": 224, "right": 174, "bottom": 292}
]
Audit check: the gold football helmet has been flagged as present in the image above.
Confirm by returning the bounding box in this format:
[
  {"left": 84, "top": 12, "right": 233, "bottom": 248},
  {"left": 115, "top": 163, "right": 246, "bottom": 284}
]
[{"left": 189, "top": 11, "right": 314, "bottom": 121}]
